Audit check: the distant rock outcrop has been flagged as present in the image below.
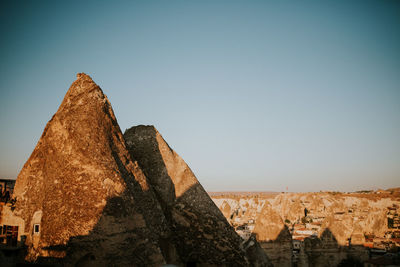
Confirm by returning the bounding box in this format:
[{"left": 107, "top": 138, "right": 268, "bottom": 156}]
[
  {"left": 221, "top": 200, "right": 232, "bottom": 218},
  {"left": 213, "top": 191, "right": 397, "bottom": 267},
  {"left": 253, "top": 203, "right": 285, "bottom": 241},
  {"left": 253, "top": 203, "right": 292, "bottom": 267},
  {"left": 124, "top": 125, "right": 270, "bottom": 266}
]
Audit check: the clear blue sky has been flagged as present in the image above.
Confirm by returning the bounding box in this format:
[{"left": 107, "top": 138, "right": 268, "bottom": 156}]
[{"left": 1, "top": 0, "right": 399, "bottom": 192}]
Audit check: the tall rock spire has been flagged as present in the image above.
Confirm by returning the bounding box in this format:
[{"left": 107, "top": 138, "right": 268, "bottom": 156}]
[
  {"left": 124, "top": 125, "right": 270, "bottom": 266},
  {"left": 12, "top": 73, "right": 168, "bottom": 265},
  {"left": 10, "top": 73, "right": 270, "bottom": 266}
]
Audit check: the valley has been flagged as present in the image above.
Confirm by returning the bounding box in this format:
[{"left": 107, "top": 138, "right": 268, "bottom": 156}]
[{"left": 212, "top": 189, "right": 400, "bottom": 266}]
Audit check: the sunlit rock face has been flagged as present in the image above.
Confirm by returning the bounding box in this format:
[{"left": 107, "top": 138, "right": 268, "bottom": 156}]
[
  {"left": 124, "top": 126, "right": 271, "bottom": 266},
  {"left": 253, "top": 203, "right": 292, "bottom": 267},
  {"left": 12, "top": 73, "right": 168, "bottom": 265},
  {"left": 221, "top": 200, "right": 233, "bottom": 218},
  {"left": 10, "top": 73, "right": 271, "bottom": 266},
  {"left": 254, "top": 203, "right": 285, "bottom": 242}
]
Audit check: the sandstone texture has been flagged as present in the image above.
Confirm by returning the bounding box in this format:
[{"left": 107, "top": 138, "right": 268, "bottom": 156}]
[
  {"left": 253, "top": 203, "right": 285, "bottom": 242},
  {"left": 124, "top": 125, "right": 270, "bottom": 266},
  {"left": 253, "top": 203, "right": 293, "bottom": 267},
  {"left": 12, "top": 73, "right": 169, "bottom": 265},
  {"left": 5, "top": 73, "right": 270, "bottom": 266}
]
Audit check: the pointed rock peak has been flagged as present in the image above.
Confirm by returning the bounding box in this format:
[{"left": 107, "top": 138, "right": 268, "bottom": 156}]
[
  {"left": 76, "top": 72, "right": 91, "bottom": 79},
  {"left": 124, "top": 126, "right": 259, "bottom": 265},
  {"left": 12, "top": 74, "right": 167, "bottom": 265},
  {"left": 125, "top": 125, "right": 157, "bottom": 135},
  {"left": 57, "top": 73, "right": 107, "bottom": 111},
  {"left": 70, "top": 72, "right": 99, "bottom": 94},
  {"left": 124, "top": 125, "right": 196, "bottom": 198}
]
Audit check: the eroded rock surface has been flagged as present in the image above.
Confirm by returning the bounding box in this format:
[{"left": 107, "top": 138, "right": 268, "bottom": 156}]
[
  {"left": 9, "top": 73, "right": 269, "bottom": 266},
  {"left": 124, "top": 125, "right": 270, "bottom": 266},
  {"left": 12, "top": 73, "right": 168, "bottom": 265},
  {"left": 253, "top": 204, "right": 293, "bottom": 267}
]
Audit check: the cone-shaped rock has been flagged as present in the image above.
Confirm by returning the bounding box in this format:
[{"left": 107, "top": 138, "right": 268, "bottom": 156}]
[
  {"left": 124, "top": 125, "right": 270, "bottom": 266},
  {"left": 254, "top": 203, "right": 286, "bottom": 242},
  {"left": 253, "top": 203, "right": 292, "bottom": 267},
  {"left": 12, "top": 74, "right": 168, "bottom": 265}
]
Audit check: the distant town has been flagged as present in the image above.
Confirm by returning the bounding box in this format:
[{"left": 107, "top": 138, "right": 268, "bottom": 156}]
[{"left": 211, "top": 189, "right": 400, "bottom": 266}]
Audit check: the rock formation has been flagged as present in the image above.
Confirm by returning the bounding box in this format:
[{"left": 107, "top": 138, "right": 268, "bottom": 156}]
[
  {"left": 221, "top": 200, "right": 233, "bottom": 219},
  {"left": 12, "top": 73, "right": 170, "bottom": 265},
  {"left": 253, "top": 203, "right": 285, "bottom": 242},
  {"left": 7, "top": 73, "right": 269, "bottom": 266},
  {"left": 253, "top": 203, "right": 293, "bottom": 267},
  {"left": 124, "top": 125, "right": 270, "bottom": 266},
  {"left": 212, "top": 191, "right": 398, "bottom": 267}
]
